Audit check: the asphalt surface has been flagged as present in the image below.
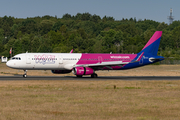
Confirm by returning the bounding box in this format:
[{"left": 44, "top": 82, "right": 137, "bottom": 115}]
[{"left": 0, "top": 75, "right": 180, "bottom": 80}]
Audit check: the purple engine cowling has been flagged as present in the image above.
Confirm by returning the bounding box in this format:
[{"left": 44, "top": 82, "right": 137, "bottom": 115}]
[
  {"left": 73, "top": 67, "right": 94, "bottom": 75},
  {"left": 51, "top": 70, "right": 72, "bottom": 74}
]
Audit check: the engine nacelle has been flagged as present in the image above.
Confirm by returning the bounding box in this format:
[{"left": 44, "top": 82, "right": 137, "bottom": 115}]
[
  {"left": 51, "top": 70, "right": 72, "bottom": 74},
  {"left": 73, "top": 67, "right": 94, "bottom": 75}
]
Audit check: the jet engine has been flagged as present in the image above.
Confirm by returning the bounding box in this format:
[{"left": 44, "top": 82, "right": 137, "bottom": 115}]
[
  {"left": 73, "top": 67, "right": 94, "bottom": 75},
  {"left": 51, "top": 70, "right": 72, "bottom": 74}
]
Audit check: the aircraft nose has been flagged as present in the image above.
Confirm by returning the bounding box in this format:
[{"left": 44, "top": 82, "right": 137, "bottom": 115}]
[
  {"left": 6, "top": 61, "right": 10, "bottom": 67},
  {"left": 6, "top": 61, "right": 13, "bottom": 68}
]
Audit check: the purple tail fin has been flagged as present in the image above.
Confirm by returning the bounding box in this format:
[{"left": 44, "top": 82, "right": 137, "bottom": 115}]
[{"left": 140, "top": 31, "right": 162, "bottom": 56}]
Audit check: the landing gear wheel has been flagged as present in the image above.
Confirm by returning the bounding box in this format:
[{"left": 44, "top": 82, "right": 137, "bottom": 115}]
[
  {"left": 76, "top": 75, "right": 83, "bottom": 78},
  {"left": 91, "top": 73, "right": 98, "bottom": 78},
  {"left": 23, "top": 74, "right": 27, "bottom": 78},
  {"left": 23, "top": 70, "right": 27, "bottom": 78}
]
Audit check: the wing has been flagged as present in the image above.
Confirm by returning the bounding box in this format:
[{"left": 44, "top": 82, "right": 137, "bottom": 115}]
[{"left": 75, "top": 61, "right": 129, "bottom": 70}]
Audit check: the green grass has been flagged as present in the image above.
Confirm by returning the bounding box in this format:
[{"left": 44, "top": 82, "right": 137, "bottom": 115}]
[
  {"left": 0, "top": 80, "right": 180, "bottom": 120},
  {"left": 124, "top": 86, "right": 141, "bottom": 89}
]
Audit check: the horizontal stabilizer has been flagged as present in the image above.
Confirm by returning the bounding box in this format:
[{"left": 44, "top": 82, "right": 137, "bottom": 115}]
[{"left": 149, "top": 56, "right": 164, "bottom": 62}]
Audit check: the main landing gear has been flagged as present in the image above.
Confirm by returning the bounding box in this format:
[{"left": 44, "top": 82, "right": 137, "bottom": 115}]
[
  {"left": 91, "top": 73, "right": 98, "bottom": 78},
  {"left": 23, "top": 70, "right": 27, "bottom": 78},
  {"left": 76, "top": 75, "right": 82, "bottom": 78},
  {"left": 76, "top": 73, "right": 98, "bottom": 78}
]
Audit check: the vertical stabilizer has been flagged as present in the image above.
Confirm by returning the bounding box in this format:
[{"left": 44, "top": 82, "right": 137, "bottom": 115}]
[{"left": 140, "top": 31, "right": 162, "bottom": 56}]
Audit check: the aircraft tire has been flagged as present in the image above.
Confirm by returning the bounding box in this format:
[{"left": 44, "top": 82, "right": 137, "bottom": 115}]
[
  {"left": 23, "top": 74, "right": 27, "bottom": 78},
  {"left": 91, "top": 73, "right": 98, "bottom": 78},
  {"left": 76, "top": 75, "right": 82, "bottom": 78}
]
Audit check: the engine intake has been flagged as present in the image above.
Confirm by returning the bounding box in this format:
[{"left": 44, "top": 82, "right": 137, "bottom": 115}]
[
  {"left": 51, "top": 70, "right": 72, "bottom": 74},
  {"left": 73, "top": 67, "right": 94, "bottom": 75}
]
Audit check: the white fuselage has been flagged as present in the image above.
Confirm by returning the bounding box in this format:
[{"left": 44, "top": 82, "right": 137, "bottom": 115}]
[{"left": 6, "top": 53, "right": 82, "bottom": 70}]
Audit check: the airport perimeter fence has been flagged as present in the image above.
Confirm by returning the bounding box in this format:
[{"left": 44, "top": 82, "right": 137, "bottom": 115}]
[{"left": 160, "top": 60, "right": 180, "bottom": 64}]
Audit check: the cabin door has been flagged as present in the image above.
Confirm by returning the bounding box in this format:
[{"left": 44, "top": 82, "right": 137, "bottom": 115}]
[
  {"left": 59, "top": 55, "right": 63, "bottom": 64},
  {"left": 26, "top": 54, "right": 31, "bottom": 64},
  {"left": 98, "top": 56, "right": 103, "bottom": 63}
]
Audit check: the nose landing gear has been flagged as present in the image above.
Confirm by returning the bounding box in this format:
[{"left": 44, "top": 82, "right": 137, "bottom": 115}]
[{"left": 23, "top": 70, "right": 27, "bottom": 78}]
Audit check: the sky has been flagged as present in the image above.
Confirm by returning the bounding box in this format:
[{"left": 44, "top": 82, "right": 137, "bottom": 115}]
[{"left": 0, "top": 0, "right": 179, "bottom": 23}]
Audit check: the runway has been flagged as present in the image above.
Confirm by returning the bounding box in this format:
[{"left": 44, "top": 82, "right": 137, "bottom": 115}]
[{"left": 0, "top": 75, "right": 180, "bottom": 80}]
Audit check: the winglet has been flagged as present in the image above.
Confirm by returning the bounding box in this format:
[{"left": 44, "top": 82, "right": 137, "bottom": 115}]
[
  {"left": 131, "top": 52, "right": 144, "bottom": 63},
  {"left": 70, "top": 49, "right": 73, "bottom": 53},
  {"left": 136, "top": 52, "right": 144, "bottom": 61}
]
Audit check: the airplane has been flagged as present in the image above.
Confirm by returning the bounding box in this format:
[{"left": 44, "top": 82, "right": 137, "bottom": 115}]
[{"left": 6, "top": 31, "right": 164, "bottom": 78}]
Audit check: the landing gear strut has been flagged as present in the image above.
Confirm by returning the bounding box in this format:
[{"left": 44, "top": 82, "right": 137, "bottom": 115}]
[
  {"left": 91, "top": 73, "right": 98, "bottom": 78},
  {"left": 23, "top": 70, "right": 27, "bottom": 78}
]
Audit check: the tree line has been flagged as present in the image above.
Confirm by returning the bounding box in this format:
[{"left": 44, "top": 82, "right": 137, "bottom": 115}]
[{"left": 0, "top": 13, "right": 180, "bottom": 60}]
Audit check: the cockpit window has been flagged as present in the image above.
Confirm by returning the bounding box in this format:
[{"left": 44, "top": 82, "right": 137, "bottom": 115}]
[{"left": 11, "top": 57, "right": 21, "bottom": 60}]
